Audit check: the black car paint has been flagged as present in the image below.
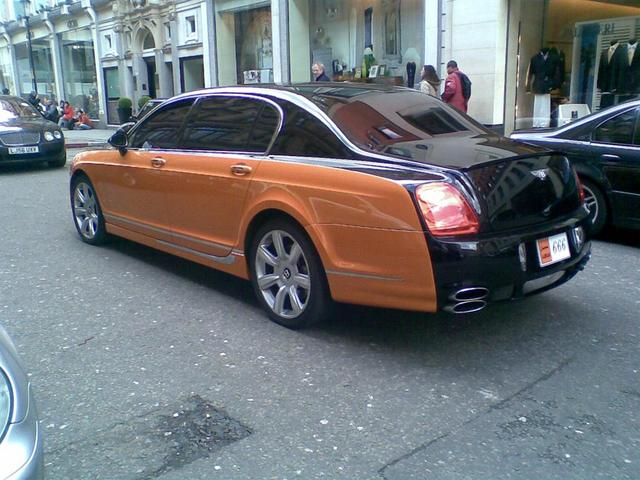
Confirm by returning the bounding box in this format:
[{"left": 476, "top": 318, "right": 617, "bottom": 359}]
[
  {"left": 511, "top": 100, "right": 640, "bottom": 230},
  {"left": 0, "top": 101, "right": 65, "bottom": 167}
]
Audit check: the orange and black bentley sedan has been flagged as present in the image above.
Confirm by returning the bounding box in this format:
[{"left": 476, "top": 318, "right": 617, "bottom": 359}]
[{"left": 69, "top": 84, "right": 591, "bottom": 328}]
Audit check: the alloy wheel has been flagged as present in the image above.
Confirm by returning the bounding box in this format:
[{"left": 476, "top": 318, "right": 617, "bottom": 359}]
[
  {"left": 582, "top": 184, "right": 599, "bottom": 225},
  {"left": 73, "top": 182, "right": 100, "bottom": 240},
  {"left": 254, "top": 229, "right": 311, "bottom": 319}
]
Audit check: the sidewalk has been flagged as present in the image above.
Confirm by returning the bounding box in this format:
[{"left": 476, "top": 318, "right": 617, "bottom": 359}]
[{"left": 63, "top": 128, "right": 116, "bottom": 148}]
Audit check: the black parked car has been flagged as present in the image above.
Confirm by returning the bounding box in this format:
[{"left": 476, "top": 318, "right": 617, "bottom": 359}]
[
  {"left": 0, "top": 95, "right": 66, "bottom": 168},
  {"left": 511, "top": 100, "right": 640, "bottom": 234}
]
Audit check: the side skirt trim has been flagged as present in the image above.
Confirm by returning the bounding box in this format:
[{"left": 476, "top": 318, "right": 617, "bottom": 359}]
[{"left": 326, "top": 269, "right": 403, "bottom": 282}]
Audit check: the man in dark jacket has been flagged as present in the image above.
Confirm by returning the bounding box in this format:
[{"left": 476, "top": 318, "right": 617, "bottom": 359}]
[{"left": 312, "top": 62, "right": 331, "bottom": 82}]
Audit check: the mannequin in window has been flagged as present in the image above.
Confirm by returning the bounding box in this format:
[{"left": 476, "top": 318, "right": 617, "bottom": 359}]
[
  {"left": 597, "top": 40, "right": 627, "bottom": 94},
  {"left": 549, "top": 46, "right": 565, "bottom": 90},
  {"left": 626, "top": 39, "right": 640, "bottom": 94},
  {"left": 527, "top": 48, "right": 560, "bottom": 94}
]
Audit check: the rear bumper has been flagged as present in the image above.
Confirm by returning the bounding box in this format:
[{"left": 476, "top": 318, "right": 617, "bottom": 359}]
[{"left": 428, "top": 213, "right": 592, "bottom": 313}]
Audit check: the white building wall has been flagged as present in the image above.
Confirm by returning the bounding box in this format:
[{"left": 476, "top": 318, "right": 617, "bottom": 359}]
[{"left": 443, "top": 0, "right": 507, "bottom": 126}]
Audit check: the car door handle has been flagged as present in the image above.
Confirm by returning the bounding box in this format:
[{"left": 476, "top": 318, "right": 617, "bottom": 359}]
[
  {"left": 230, "top": 164, "right": 252, "bottom": 176},
  {"left": 151, "top": 157, "right": 166, "bottom": 168},
  {"left": 601, "top": 154, "right": 620, "bottom": 161}
]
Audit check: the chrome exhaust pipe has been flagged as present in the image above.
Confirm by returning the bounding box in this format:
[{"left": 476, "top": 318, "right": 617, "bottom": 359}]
[
  {"left": 449, "top": 287, "right": 489, "bottom": 302},
  {"left": 443, "top": 300, "right": 487, "bottom": 314}
]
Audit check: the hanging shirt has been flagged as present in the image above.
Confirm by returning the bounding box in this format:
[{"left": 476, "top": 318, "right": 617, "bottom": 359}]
[
  {"left": 629, "top": 43, "right": 637, "bottom": 66},
  {"left": 608, "top": 43, "right": 619, "bottom": 63}
]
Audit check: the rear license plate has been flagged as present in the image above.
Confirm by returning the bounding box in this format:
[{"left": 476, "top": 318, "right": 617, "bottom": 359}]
[
  {"left": 537, "top": 232, "right": 570, "bottom": 267},
  {"left": 8, "top": 146, "right": 39, "bottom": 154}
]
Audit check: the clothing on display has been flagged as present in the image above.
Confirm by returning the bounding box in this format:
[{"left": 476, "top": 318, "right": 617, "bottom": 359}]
[
  {"left": 597, "top": 41, "right": 628, "bottom": 93},
  {"left": 527, "top": 48, "right": 563, "bottom": 94},
  {"left": 626, "top": 39, "right": 640, "bottom": 94},
  {"left": 533, "top": 93, "right": 551, "bottom": 128}
]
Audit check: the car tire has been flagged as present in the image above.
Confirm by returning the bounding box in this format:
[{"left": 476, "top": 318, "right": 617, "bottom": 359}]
[
  {"left": 581, "top": 178, "right": 608, "bottom": 235},
  {"left": 70, "top": 174, "right": 109, "bottom": 245},
  {"left": 249, "top": 219, "right": 331, "bottom": 329}
]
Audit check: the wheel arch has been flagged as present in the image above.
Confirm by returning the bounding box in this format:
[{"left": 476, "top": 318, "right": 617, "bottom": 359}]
[{"left": 243, "top": 207, "right": 329, "bottom": 282}]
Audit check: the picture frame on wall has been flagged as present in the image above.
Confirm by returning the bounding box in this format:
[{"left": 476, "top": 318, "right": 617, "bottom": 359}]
[{"left": 369, "top": 65, "right": 379, "bottom": 78}]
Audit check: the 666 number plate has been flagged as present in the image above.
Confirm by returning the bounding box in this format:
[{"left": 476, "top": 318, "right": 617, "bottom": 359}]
[{"left": 536, "top": 232, "right": 571, "bottom": 267}]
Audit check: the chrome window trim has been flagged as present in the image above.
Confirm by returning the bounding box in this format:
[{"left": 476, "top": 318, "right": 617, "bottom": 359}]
[
  {"left": 168, "top": 86, "right": 428, "bottom": 165},
  {"left": 128, "top": 93, "right": 283, "bottom": 155}
]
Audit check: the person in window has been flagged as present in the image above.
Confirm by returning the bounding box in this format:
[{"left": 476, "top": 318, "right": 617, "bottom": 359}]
[
  {"left": 75, "top": 109, "right": 93, "bottom": 130},
  {"left": 312, "top": 62, "right": 331, "bottom": 82},
  {"left": 418, "top": 65, "right": 441, "bottom": 97}
]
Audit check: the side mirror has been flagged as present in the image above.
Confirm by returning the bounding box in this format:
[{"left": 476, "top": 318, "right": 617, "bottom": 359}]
[{"left": 108, "top": 128, "right": 129, "bottom": 155}]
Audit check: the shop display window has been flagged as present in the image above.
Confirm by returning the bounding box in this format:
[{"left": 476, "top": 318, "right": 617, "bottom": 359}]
[{"left": 513, "top": 0, "right": 640, "bottom": 130}]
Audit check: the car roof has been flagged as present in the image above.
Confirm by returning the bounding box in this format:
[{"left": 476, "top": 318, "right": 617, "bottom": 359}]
[{"left": 173, "top": 83, "right": 411, "bottom": 114}]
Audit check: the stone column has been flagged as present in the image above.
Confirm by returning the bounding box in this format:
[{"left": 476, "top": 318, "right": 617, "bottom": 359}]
[
  {"left": 202, "top": 0, "right": 218, "bottom": 87},
  {"left": 80, "top": 2, "right": 107, "bottom": 127},
  {"left": 43, "top": 19, "right": 64, "bottom": 103},
  {"left": 155, "top": 48, "right": 171, "bottom": 97},
  {"left": 169, "top": 11, "right": 181, "bottom": 93}
]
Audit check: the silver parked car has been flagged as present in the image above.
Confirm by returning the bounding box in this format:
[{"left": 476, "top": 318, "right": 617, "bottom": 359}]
[{"left": 0, "top": 325, "right": 43, "bottom": 479}]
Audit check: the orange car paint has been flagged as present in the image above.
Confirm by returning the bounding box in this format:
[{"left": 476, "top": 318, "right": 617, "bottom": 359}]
[{"left": 71, "top": 149, "right": 439, "bottom": 313}]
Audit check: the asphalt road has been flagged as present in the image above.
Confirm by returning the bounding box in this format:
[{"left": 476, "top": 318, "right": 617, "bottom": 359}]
[{"left": 1, "top": 151, "right": 639, "bottom": 479}]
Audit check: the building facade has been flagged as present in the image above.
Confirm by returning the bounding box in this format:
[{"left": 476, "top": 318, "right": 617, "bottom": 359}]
[{"left": 1, "top": 0, "right": 638, "bottom": 131}]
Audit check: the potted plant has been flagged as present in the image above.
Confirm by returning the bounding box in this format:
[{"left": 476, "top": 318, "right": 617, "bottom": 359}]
[
  {"left": 117, "top": 97, "right": 133, "bottom": 124},
  {"left": 138, "top": 95, "right": 151, "bottom": 110}
]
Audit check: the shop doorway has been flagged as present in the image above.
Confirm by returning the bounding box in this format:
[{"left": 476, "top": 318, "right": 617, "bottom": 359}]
[
  {"left": 103, "top": 66, "right": 120, "bottom": 125},
  {"left": 144, "top": 57, "right": 157, "bottom": 98}
]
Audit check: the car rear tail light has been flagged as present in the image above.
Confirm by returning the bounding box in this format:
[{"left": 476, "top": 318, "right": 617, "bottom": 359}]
[
  {"left": 415, "top": 182, "right": 479, "bottom": 236},
  {"left": 573, "top": 169, "right": 585, "bottom": 203}
]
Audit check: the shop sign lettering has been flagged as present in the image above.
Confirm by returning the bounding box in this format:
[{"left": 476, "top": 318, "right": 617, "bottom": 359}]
[{"left": 601, "top": 23, "right": 615, "bottom": 35}]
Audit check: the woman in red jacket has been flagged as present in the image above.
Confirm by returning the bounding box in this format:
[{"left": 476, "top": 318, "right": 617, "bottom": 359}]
[{"left": 58, "top": 101, "right": 77, "bottom": 129}]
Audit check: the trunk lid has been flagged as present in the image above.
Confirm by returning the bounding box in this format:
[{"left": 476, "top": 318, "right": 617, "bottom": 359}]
[{"left": 464, "top": 153, "right": 582, "bottom": 232}]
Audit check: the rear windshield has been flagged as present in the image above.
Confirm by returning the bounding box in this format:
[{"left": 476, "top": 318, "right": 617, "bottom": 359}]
[
  {"left": 294, "top": 86, "right": 490, "bottom": 161},
  {"left": 0, "top": 98, "right": 41, "bottom": 121}
]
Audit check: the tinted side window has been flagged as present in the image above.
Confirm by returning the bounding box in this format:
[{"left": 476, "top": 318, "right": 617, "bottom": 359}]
[
  {"left": 594, "top": 109, "right": 637, "bottom": 145},
  {"left": 129, "top": 99, "right": 194, "bottom": 149},
  {"left": 182, "top": 96, "right": 275, "bottom": 152},
  {"left": 270, "top": 103, "right": 352, "bottom": 158}
]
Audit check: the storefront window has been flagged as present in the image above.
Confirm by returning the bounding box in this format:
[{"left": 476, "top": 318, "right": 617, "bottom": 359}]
[
  {"left": 180, "top": 56, "right": 205, "bottom": 92},
  {"left": 512, "top": 0, "right": 640, "bottom": 130},
  {"left": 15, "top": 40, "right": 55, "bottom": 97},
  {"left": 287, "top": 0, "right": 422, "bottom": 87},
  {"left": 0, "top": 42, "right": 15, "bottom": 94},
  {"left": 214, "top": 1, "right": 273, "bottom": 86},
  {"left": 60, "top": 29, "right": 99, "bottom": 118}
]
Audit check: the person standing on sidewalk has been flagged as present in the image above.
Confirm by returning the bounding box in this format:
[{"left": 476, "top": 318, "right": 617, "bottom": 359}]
[
  {"left": 418, "top": 65, "right": 441, "bottom": 97},
  {"left": 441, "top": 60, "right": 471, "bottom": 113}
]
